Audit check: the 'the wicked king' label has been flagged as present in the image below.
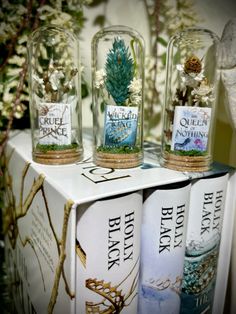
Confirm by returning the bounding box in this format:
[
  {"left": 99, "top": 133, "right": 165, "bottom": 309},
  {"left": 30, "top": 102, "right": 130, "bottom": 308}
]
[
  {"left": 171, "top": 106, "right": 211, "bottom": 152},
  {"left": 38, "top": 102, "right": 71, "bottom": 145},
  {"left": 104, "top": 105, "right": 138, "bottom": 146}
]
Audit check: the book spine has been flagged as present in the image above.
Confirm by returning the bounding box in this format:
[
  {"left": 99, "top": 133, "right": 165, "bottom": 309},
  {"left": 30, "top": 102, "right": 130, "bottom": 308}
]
[
  {"left": 138, "top": 181, "right": 191, "bottom": 314},
  {"left": 180, "top": 172, "right": 229, "bottom": 314},
  {"left": 75, "top": 191, "right": 143, "bottom": 314}
]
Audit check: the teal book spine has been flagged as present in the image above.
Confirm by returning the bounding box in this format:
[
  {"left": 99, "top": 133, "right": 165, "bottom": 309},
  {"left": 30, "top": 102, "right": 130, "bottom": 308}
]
[{"left": 180, "top": 172, "right": 229, "bottom": 314}]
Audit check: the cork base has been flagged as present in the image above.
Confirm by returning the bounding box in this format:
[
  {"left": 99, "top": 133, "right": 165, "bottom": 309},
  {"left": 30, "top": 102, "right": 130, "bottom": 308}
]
[
  {"left": 161, "top": 151, "right": 211, "bottom": 172},
  {"left": 33, "top": 148, "right": 83, "bottom": 165},
  {"left": 95, "top": 151, "right": 142, "bottom": 169}
]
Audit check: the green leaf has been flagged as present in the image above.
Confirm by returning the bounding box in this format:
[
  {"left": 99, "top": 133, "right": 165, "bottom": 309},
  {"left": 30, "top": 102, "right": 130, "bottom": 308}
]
[
  {"left": 100, "top": 100, "right": 106, "bottom": 113},
  {"left": 93, "top": 15, "right": 106, "bottom": 27},
  {"left": 157, "top": 36, "right": 168, "bottom": 47}
]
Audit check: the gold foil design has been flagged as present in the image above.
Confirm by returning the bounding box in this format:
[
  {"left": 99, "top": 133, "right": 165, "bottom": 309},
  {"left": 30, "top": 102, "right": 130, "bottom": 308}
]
[
  {"left": 85, "top": 258, "right": 139, "bottom": 313},
  {"left": 2, "top": 149, "right": 75, "bottom": 313},
  {"left": 48, "top": 199, "right": 74, "bottom": 313},
  {"left": 76, "top": 238, "right": 87, "bottom": 268},
  {"left": 147, "top": 276, "right": 182, "bottom": 294}
]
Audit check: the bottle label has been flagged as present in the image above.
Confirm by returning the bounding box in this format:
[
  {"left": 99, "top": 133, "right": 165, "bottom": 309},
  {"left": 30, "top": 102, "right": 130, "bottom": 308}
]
[
  {"left": 38, "top": 102, "right": 71, "bottom": 145},
  {"left": 171, "top": 106, "right": 211, "bottom": 152},
  {"left": 104, "top": 105, "right": 138, "bottom": 146}
]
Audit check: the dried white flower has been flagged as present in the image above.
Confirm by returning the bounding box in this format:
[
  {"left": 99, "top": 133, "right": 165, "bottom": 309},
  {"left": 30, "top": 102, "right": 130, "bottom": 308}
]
[
  {"left": 128, "top": 77, "right": 142, "bottom": 105},
  {"left": 192, "top": 81, "right": 213, "bottom": 97},
  {"left": 33, "top": 74, "right": 44, "bottom": 85},
  {"left": 177, "top": 64, "right": 204, "bottom": 88},
  {"left": 95, "top": 69, "right": 106, "bottom": 89},
  {"left": 191, "top": 80, "right": 214, "bottom": 105},
  {"left": 129, "top": 77, "right": 142, "bottom": 94},
  {"left": 49, "top": 70, "right": 64, "bottom": 91},
  {"left": 130, "top": 93, "right": 142, "bottom": 105}
]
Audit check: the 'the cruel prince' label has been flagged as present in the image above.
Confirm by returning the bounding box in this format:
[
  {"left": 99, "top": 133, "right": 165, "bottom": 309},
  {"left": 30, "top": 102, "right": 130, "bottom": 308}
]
[
  {"left": 171, "top": 106, "right": 211, "bottom": 152},
  {"left": 38, "top": 102, "right": 71, "bottom": 145},
  {"left": 104, "top": 105, "right": 138, "bottom": 146}
]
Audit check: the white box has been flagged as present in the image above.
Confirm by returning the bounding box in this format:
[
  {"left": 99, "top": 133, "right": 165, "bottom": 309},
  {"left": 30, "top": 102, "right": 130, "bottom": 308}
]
[{"left": 2, "top": 130, "right": 235, "bottom": 314}]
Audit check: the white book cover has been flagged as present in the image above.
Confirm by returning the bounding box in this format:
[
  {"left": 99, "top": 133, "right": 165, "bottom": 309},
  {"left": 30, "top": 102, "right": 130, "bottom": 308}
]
[
  {"left": 138, "top": 181, "right": 191, "bottom": 314},
  {"left": 75, "top": 191, "right": 143, "bottom": 314},
  {"left": 180, "top": 172, "right": 229, "bottom": 314}
]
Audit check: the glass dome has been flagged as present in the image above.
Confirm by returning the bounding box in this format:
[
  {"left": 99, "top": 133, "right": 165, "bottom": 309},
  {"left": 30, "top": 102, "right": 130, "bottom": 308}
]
[
  {"left": 160, "top": 28, "right": 220, "bottom": 172},
  {"left": 27, "top": 25, "right": 83, "bottom": 165},
  {"left": 91, "top": 25, "right": 145, "bottom": 169}
]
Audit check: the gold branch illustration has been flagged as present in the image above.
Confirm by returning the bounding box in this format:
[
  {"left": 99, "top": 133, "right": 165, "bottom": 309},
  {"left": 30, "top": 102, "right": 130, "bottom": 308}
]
[
  {"left": 3, "top": 149, "right": 75, "bottom": 313},
  {"left": 85, "top": 257, "right": 140, "bottom": 313},
  {"left": 19, "top": 162, "right": 31, "bottom": 212},
  {"left": 48, "top": 199, "right": 74, "bottom": 314},
  {"left": 76, "top": 238, "right": 86, "bottom": 268},
  {"left": 41, "top": 185, "right": 75, "bottom": 299},
  {"left": 17, "top": 174, "right": 45, "bottom": 219}
]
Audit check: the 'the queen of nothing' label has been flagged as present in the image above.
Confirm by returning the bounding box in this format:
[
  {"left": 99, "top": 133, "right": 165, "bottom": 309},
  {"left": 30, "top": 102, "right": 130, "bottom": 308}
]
[
  {"left": 38, "top": 102, "right": 71, "bottom": 145},
  {"left": 171, "top": 106, "right": 211, "bottom": 152},
  {"left": 104, "top": 105, "right": 138, "bottom": 146}
]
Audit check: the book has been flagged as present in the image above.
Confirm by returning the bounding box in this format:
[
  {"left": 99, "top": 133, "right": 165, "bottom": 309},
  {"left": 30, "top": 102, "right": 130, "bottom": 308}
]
[
  {"left": 180, "top": 172, "right": 229, "bottom": 314},
  {"left": 75, "top": 191, "right": 143, "bottom": 313},
  {"left": 138, "top": 181, "right": 191, "bottom": 314}
]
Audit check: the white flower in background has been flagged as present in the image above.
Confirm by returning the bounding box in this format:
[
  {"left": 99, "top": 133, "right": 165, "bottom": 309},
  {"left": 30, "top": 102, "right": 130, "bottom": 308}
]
[
  {"left": 14, "top": 104, "right": 26, "bottom": 119},
  {"left": 176, "top": 64, "right": 204, "bottom": 88},
  {"left": 95, "top": 69, "right": 106, "bottom": 89}
]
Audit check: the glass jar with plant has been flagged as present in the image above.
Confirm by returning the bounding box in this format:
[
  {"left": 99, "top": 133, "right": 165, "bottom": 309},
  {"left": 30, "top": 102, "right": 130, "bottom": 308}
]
[
  {"left": 92, "top": 25, "right": 145, "bottom": 169},
  {"left": 27, "top": 25, "right": 83, "bottom": 165},
  {"left": 160, "top": 28, "right": 220, "bottom": 172}
]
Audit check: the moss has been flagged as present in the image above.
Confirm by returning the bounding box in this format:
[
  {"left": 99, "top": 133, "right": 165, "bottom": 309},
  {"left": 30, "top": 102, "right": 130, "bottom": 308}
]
[
  {"left": 97, "top": 145, "right": 140, "bottom": 154},
  {"left": 36, "top": 143, "right": 78, "bottom": 153},
  {"left": 165, "top": 144, "right": 207, "bottom": 156}
]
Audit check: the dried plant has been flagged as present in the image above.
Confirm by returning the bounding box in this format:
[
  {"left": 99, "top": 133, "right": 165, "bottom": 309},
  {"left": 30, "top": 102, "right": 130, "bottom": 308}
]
[
  {"left": 0, "top": 0, "right": 90, "bottom": 162},
  {"left": 143, "top": 0, "right": 201, "bottom": 141}
]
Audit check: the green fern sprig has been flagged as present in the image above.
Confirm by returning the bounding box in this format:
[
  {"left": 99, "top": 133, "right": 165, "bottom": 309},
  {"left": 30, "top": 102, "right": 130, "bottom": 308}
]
[{"left": 105, "top": 37, "right": 134, "bottom": 105}]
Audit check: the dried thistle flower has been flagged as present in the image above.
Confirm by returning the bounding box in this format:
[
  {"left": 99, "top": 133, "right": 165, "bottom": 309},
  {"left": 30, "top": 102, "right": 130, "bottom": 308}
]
[{"left": 184, "top": 55, "right": 202, "bottom": 74}]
